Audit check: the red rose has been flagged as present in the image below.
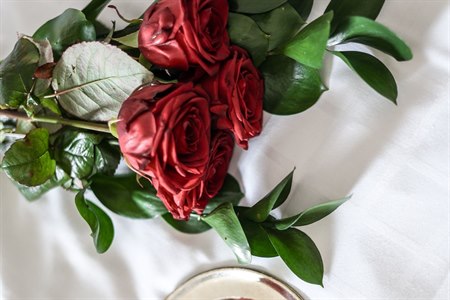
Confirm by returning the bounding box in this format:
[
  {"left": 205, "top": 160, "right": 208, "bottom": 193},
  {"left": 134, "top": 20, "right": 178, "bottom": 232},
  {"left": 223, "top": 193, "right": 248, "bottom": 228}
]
[
  {"left": 156, "top": 130, "right": 234, "bottom": 217},
  {"left": 138, "top": 0, "right": 230, "bottom": 75},
  {"left": 201, "top": 46, "right": 264, "bottom": 149},
  {"left": 117, "top": 82, "right": 211, "bottom": 220}
]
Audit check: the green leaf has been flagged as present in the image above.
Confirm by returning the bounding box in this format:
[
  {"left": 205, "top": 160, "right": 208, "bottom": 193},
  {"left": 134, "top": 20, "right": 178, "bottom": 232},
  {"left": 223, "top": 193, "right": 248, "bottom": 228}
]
[
  {"left": 267, "top": 228, "right": 324, "bottom": 285},
  {"left": 326, "top": 0, "right": 385, "bottom": 34},
  {"left": 229, "top": 0, "right": 287, "bottom": 14},
  {"left": 329, "top": 16, "right": 412, "bottom": 61},
  {"left": 91, "top": 174, "right": 168, "bottom": 219},
  {"left": 33, "top": 9, "right": 96, "bottom": 58},
  {"left": 0, "top": 38, "right": 40, "bottom": 109},
  {"left": 282, "top": 12, "right": 333, "bottom": 69},
  {"left": 1, "top": 128, "right": 56, "bottom": 186},
  {"left": 203, "top": 174, "right": 244, "bottom": 214},
  {"left": 52, "top": 42, "right": 154, "bottom": 122},
  {"left": 75, "top": 191, "right": 114, "bottom": 253},
  {"left": 17, "top": 167, "right": 70, "bottom": 201},
  {"left": 162, "top": 213, "right": 211, "bottom": 234},
  {"left": 53, "top": 130, "right": 119, "bottom": 181},
  {"left": 251, "top": 3, "right": 305, "bottom": 51},
  {"left": 40, "top": 98, "right": 61, "bottom": 115},
  {"left": 244, "top": 169, "right": 295, "bottom": 222},
  {"left": 82, "top": 0, "right": 112, "bottom": 22},
  {"left": 94, "top": 141, "right": 121, "bottom": 176},
  {"left": 273, "top": 196, "right": 350, "bottom": 230},
  {"left": 288, "top": 0, "right": 314, "bottom": 21},
  {"left": 332, "top": 51, "right": 397, "bottom": 103},
  {"left": 240, "top": 218, "right": 278, "bottom": 258},
  {"left": 261, "top": 55, "right": 327, "bottom": 115},
  {"left": 203, "top": 203, "right": 251, "bottom": 264},
  {"left": 113, "top": 31, "right": 139, "bottom": 48},
  {"left": 228, "top": 13, "right": 269, "bottom": 66}
]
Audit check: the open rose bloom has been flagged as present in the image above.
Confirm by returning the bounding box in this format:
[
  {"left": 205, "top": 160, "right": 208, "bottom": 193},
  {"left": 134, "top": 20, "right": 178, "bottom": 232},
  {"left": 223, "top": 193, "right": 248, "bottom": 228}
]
[{"left": 118, "top": 0, "right": 263, "bottom": 220}]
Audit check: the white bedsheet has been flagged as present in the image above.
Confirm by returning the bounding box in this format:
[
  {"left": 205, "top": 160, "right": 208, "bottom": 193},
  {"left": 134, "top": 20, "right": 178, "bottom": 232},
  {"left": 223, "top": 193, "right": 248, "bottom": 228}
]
[{"left": 1, "top": 0, "right": 449, "bottom": 299}]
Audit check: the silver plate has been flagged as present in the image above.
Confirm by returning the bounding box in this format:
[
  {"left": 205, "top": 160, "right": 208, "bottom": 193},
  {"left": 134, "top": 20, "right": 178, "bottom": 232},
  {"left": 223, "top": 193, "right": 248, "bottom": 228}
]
[{"left": 166, "top": 267, "right": 304, "bottom": 300}]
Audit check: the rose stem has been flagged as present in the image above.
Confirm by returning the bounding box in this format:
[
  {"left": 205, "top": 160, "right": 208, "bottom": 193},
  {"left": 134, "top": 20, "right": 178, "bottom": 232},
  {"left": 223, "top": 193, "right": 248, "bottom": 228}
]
[{"left": 0, "top": 110, "right": 111, "bottom": 134}]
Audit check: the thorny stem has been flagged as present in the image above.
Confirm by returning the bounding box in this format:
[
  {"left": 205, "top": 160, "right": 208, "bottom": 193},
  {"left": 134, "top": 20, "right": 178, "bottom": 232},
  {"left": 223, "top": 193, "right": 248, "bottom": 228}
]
[{"left": 0, "top": 110, "right": 111, "bottom": 134}]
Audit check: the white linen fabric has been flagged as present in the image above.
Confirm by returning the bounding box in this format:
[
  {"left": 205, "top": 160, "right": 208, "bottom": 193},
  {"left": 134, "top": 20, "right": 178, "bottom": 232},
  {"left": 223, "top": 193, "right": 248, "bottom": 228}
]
[{"left": 0, "top": 0, "right": 449, "bottom": 299}]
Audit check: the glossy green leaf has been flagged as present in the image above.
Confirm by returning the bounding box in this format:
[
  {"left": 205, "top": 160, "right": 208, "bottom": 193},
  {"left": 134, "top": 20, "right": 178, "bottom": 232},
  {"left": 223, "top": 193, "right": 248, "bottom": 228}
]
[
  {"left": 91, "top": 173, "right": 168, "bottom": 219},
  {"left": 273, "top": 196, "right": 350, "bottom": 230},
  {"left": 229, "top": 0, "right": 287, "bottom": 13},
  {"left": 240, "top": 218, "right": 278, "bottom": 258},
  {"left": 267, "top": 228, "right": 324, "bottom": 285},
  {"left": 75, "top": 191, "right": 114, "bottom": 253},
  {"left": 94, "top": 141, "right": 121, "bottom": 176},
  {"left": 244, "top": 169, "right": 295, "bottom": 222},
  {"left": 228, "top": 13, "right": 269, "bottom": 66},
  {"left": 332, "top": 51, "right": 397, "bottom": 103},
  {"left": 1, "top": 128, "right": 56, "bottom": 186},
  {"left": 251, "top": 3, "right": 304, "bottom": 51},
  {"left": 33, "top": 9, "right": 96, "bottom": 58},
  {"left": 40, "top": 98, "right": 61, "bottom": 115},
  {"left": 17, "top": 167, "right": 70, "bottom": 201},
  {"left": 282, "top": 12, "right": 333, "bottom": 69},
  {"left": 52, "top": 42, "right": 154, "bottom": 122},
  {"left": 163, "top": 213, "right": 211, "bottom": 234},
  {"left": 329, "top": 16, "right": 412, "bottom": 61},
  {"left": 261, "top": 55, "right": 327, "bottom": 115},
  {"left": 203, "top": 203, "right": 251, "bottom": 264},
  {"left": 0, "top": 38, "right": 40, "bottom": 109},
  {"left": 53, "top": 130, "right": 120, "bottom": 181},
  {"left": 203, "top": 174, "right": 244, "bottom": 214},
  {"left": 113, "top": 31, "right": 139, "bottom": 48},
  {"left": 82, "top": 0, "right": 112, "bottom": 22},
  {"left": 326, "top": 0, "right": 385, "bottom": 33},
  {"left": 288, "top": 0, "right": 314, "bottom": 21}
]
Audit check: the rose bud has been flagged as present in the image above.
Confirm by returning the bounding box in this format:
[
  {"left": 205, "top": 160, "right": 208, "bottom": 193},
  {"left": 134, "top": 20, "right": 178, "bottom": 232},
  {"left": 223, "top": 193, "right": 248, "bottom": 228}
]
[
  {"left": 117, "top": 82, "right": 211, "bottom": 220},
  {"left": 138, "top": 0, "right": 230, "bottom": 76},
  {"left": 201, "top": 46, "right": 264, "bottom": 149}
]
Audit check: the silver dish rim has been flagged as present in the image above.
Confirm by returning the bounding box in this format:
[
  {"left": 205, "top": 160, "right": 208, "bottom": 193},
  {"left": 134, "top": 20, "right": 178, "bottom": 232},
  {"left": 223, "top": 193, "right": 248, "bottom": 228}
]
[{"left": 166, "top": 266, "right": 305, "bottom": 300}]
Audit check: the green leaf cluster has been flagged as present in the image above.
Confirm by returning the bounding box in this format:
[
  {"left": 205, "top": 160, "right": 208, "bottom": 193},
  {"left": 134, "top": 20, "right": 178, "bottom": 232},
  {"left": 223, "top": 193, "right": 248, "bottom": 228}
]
[
  {"left": 228, "top": 0, "right": 412, "bottom": 115},
  {"left": 0, "top": 0, "right": 135, "bottom": 256},
  {"left": 234, "top": 170, "right": 349, "bottom": 286}
]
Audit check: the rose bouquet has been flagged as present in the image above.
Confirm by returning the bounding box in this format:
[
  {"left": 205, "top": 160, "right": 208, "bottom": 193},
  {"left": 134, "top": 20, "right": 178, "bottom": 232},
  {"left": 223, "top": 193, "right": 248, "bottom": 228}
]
[{"left": 0, "top": 0, "right": 411, "bottom": 285}]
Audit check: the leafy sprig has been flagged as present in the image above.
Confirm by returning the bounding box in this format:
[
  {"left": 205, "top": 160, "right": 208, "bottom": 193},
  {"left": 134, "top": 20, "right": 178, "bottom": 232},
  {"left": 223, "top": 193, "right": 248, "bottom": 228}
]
[
  {"left": 227, "top": 0, "right": 412, "bottom": 113},
  {"left": 89, "top": 170, "right": 348, "bottom": 285}
]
